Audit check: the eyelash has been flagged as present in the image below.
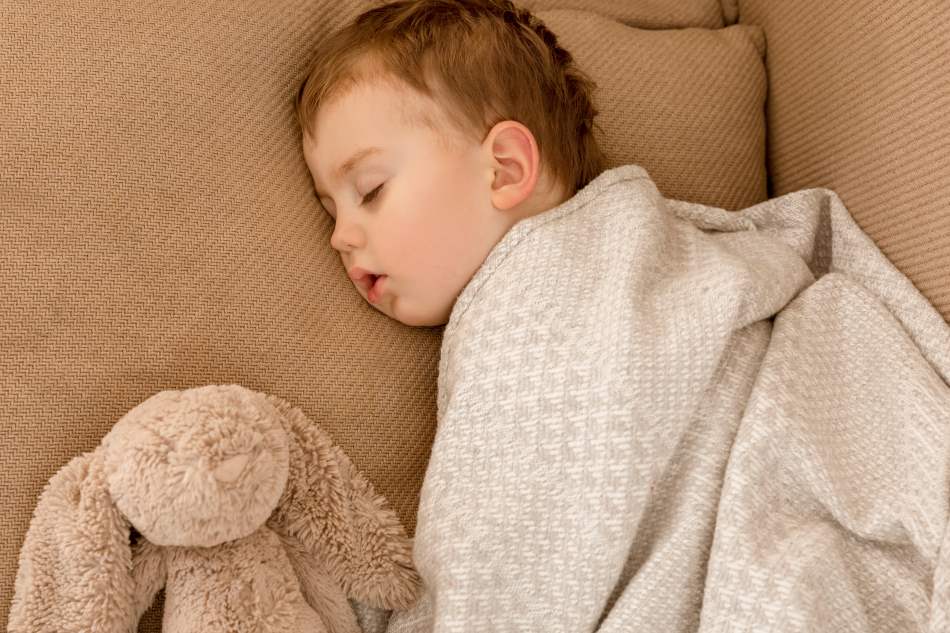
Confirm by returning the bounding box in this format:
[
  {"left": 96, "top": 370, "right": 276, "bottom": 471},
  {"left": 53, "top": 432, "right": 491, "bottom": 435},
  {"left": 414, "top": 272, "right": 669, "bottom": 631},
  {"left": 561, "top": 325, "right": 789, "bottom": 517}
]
[
  {"left": 319, "top": 183, "right": 383, "bottom": 218},
  {"left": 361, "top": 184, "right": 383, "bottom": 206}
]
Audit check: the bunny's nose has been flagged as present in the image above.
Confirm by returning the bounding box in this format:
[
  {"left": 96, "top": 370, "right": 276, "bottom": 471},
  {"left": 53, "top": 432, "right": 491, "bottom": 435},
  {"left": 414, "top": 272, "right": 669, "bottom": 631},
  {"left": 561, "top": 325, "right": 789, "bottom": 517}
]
[{"left": 213, "top": 453, "right": 249, "bottom": 483}]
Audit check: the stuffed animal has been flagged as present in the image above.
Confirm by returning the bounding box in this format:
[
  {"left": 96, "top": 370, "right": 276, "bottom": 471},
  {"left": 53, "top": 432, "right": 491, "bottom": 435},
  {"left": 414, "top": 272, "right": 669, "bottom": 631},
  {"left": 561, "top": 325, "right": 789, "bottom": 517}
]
[{"left": 8, "top": 384, "right": 421, "bottom": 633}]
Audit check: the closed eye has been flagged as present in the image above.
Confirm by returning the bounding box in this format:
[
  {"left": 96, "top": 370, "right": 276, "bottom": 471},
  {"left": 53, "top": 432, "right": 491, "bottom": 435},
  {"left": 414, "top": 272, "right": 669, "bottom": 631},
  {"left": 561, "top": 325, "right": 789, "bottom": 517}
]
[{"left": 361, "top": 183, "right": 383, "bottom": 206}]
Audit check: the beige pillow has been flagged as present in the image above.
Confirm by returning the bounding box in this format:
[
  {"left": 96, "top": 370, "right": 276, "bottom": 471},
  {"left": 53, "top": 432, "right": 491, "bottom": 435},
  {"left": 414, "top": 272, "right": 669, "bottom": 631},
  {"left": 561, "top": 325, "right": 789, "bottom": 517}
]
[
  {"left": 539, "top": 10, "right": 767, "bottom": 210},
  {"left": 0, "top": 0, "right": 763, "bottom": 628},
  {"left": 525, "top": 0, "right": 732, "bottom": 29}
]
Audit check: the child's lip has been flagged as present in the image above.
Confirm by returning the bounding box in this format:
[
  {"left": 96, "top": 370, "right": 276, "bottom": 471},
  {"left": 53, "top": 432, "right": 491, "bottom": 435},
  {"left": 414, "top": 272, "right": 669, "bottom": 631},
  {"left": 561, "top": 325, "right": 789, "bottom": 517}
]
[
  {"left": 348, "top": 266, "right": 388, "bottom": 302},
  {"left": 348, "top": 266, "right": 376, "bottom": 281},
  {"left": 348, "top": 266, "right": 380, "bottom": 289},
  {"left": 367, "top": 275, "right": 387, "bottom": 303}
]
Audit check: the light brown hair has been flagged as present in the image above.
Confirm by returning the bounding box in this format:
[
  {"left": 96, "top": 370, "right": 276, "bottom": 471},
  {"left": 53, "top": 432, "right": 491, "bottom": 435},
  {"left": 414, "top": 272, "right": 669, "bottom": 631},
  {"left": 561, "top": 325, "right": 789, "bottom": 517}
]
[{"left": 295, "top": 0, "right": 608, "bottom": 197}]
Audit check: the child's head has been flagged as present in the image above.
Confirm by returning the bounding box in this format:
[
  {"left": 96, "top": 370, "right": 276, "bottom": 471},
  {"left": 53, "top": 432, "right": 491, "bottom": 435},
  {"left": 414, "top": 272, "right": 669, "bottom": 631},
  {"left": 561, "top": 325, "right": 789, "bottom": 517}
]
[{"left": 296, "top": 0, "right": 606, "bottom": 327}]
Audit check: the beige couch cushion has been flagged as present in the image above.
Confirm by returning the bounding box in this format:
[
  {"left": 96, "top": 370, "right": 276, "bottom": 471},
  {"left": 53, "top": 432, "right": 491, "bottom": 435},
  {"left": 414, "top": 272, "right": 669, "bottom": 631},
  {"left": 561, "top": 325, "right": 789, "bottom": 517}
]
[
  {"left": 738, "top": 0, "right": 950, "bottom": 322},
  {"left": 0, "top": 0, "right": 759, "bottom": 628}
]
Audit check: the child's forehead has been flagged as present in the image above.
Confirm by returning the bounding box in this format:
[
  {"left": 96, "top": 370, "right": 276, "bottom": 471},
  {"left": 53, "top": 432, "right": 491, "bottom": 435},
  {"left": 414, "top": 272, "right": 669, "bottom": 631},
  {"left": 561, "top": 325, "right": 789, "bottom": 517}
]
[
  {"left": 307, "top": 64, "right": 476, "bottom": 159},
  {"left": 325, "top": 76, "right": 444, "bottom": 131},
  {"left": 311, "top": 104, "right": 419, "bottom": 156}
]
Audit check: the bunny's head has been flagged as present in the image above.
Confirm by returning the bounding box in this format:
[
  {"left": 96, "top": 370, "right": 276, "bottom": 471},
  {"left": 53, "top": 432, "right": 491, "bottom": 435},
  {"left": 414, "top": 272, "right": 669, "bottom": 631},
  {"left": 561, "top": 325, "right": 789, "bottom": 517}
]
[{"left": 101, "top": 384, "right": 289, "bottom": 547}]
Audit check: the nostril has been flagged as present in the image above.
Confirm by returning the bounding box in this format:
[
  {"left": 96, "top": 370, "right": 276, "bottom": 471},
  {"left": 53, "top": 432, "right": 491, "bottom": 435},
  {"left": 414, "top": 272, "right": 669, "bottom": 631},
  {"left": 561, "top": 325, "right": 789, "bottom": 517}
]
[{"left": 213, "top": 453, "right": 249, "bottom": 483}]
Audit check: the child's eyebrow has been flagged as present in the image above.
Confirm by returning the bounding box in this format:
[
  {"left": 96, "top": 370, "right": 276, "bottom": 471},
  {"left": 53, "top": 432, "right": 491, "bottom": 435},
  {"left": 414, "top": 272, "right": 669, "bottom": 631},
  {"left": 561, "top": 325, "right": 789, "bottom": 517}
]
[{"left": 313, "top": 146, "right": 383, "bottom": 197}]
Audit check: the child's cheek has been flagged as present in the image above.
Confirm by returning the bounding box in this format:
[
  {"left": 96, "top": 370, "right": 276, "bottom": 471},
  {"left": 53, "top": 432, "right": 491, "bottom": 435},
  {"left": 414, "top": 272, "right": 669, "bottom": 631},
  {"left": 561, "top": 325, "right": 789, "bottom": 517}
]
[{"left": 386, "top": 206, "right": 425, "bottom": 272}]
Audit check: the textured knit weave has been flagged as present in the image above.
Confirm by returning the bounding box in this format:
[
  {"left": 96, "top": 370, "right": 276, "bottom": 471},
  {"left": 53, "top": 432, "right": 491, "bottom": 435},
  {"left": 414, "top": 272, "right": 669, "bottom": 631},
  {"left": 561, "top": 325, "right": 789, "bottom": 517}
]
[{"left": 379, "top": 163, "right": 950, "bottom": 632}]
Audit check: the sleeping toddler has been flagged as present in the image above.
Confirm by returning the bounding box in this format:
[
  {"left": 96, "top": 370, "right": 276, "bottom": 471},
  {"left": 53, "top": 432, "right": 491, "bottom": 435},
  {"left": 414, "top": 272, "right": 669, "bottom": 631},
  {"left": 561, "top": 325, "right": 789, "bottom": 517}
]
[
  {"left": 295, "top": 0, "right": 606, "bottom": 328},
  {"left": 293, "top": 1, "right": 950, "bottom": 631}
]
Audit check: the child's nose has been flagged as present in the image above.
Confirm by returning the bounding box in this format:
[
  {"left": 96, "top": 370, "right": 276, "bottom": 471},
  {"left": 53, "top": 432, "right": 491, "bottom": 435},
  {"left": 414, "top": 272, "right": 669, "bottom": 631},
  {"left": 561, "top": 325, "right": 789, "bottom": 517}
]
[{"left": 330, "top": 218, "right": 366, "bottom": 252}]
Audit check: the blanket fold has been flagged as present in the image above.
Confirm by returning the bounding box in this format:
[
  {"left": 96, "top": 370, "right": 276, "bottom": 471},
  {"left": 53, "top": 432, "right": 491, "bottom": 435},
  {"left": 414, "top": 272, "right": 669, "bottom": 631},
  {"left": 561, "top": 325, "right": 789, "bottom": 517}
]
[{"left": 386, "top": 164, "right": 950, "bottom": 633}]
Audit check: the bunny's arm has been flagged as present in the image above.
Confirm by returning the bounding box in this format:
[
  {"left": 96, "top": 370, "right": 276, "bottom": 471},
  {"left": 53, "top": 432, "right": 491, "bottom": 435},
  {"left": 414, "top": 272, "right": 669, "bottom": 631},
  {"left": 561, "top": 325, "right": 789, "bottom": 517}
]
[
  {"left": 130, "top": 536, "right": 167, "bottom": 624},
  {"left": 277, "top": 529, "right": 362, "bottom": 633}
]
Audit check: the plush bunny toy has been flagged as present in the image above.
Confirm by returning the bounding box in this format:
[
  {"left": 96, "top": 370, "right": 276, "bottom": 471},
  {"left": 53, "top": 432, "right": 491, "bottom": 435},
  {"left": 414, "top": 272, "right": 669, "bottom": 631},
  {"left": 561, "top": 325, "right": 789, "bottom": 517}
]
[{"left": 9, "top": 384, "right": 421, "bottom": 633}]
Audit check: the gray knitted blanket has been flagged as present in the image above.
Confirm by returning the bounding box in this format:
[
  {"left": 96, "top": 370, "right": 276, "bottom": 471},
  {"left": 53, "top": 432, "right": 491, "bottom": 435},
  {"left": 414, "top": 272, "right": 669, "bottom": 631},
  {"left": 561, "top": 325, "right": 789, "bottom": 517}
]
[{"left": 383, "top": 164, "right": 950, "bottom": 632}]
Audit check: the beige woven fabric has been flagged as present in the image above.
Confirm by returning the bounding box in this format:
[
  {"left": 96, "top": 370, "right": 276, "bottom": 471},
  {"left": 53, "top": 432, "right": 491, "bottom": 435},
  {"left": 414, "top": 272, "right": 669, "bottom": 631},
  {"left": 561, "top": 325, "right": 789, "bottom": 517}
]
[
  {"left": 0, "top": 1, "right": 748, "bottom": 629},
  {"left": 385, "top": 164, "right": 950, "bottom": 632},
  {"left": 524, "top": 0, "right": 727, "bottom": 29},
  {"left": 539, "top": 11, "right": 767, "bottom": 210},
  {"left": 738, "top": 0, "right": 950, "bottom": 322}
]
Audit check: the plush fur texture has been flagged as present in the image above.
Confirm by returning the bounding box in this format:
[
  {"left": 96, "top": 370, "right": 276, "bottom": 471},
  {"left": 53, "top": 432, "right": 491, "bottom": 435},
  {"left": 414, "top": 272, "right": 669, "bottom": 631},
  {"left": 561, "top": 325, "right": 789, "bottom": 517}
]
[{"left": 9, "top": 384, "right": 421, "bottom": 632}]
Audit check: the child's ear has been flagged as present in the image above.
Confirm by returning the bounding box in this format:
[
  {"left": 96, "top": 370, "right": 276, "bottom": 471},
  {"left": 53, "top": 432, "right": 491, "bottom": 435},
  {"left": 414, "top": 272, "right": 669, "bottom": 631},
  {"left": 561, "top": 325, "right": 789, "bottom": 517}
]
[{"left": 484, "top": 120, "right": 540, "bottom": 211}]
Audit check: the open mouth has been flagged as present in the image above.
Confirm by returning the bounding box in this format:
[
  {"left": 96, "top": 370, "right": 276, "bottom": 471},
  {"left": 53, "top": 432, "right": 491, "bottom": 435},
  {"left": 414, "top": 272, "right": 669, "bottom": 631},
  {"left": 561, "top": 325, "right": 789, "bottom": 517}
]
[{"left": 358, "top": 273, "right": 379, "bottom": 290}]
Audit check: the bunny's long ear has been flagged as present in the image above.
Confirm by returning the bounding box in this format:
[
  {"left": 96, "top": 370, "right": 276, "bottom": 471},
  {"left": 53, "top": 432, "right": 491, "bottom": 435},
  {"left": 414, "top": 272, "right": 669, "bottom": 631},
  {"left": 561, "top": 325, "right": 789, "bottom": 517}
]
[
  {"left": 9, "top": 451, "right": 139, "bottom": 633},
  {"left": 265, "top": 395, "right": 422, "bottom": 611}
]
